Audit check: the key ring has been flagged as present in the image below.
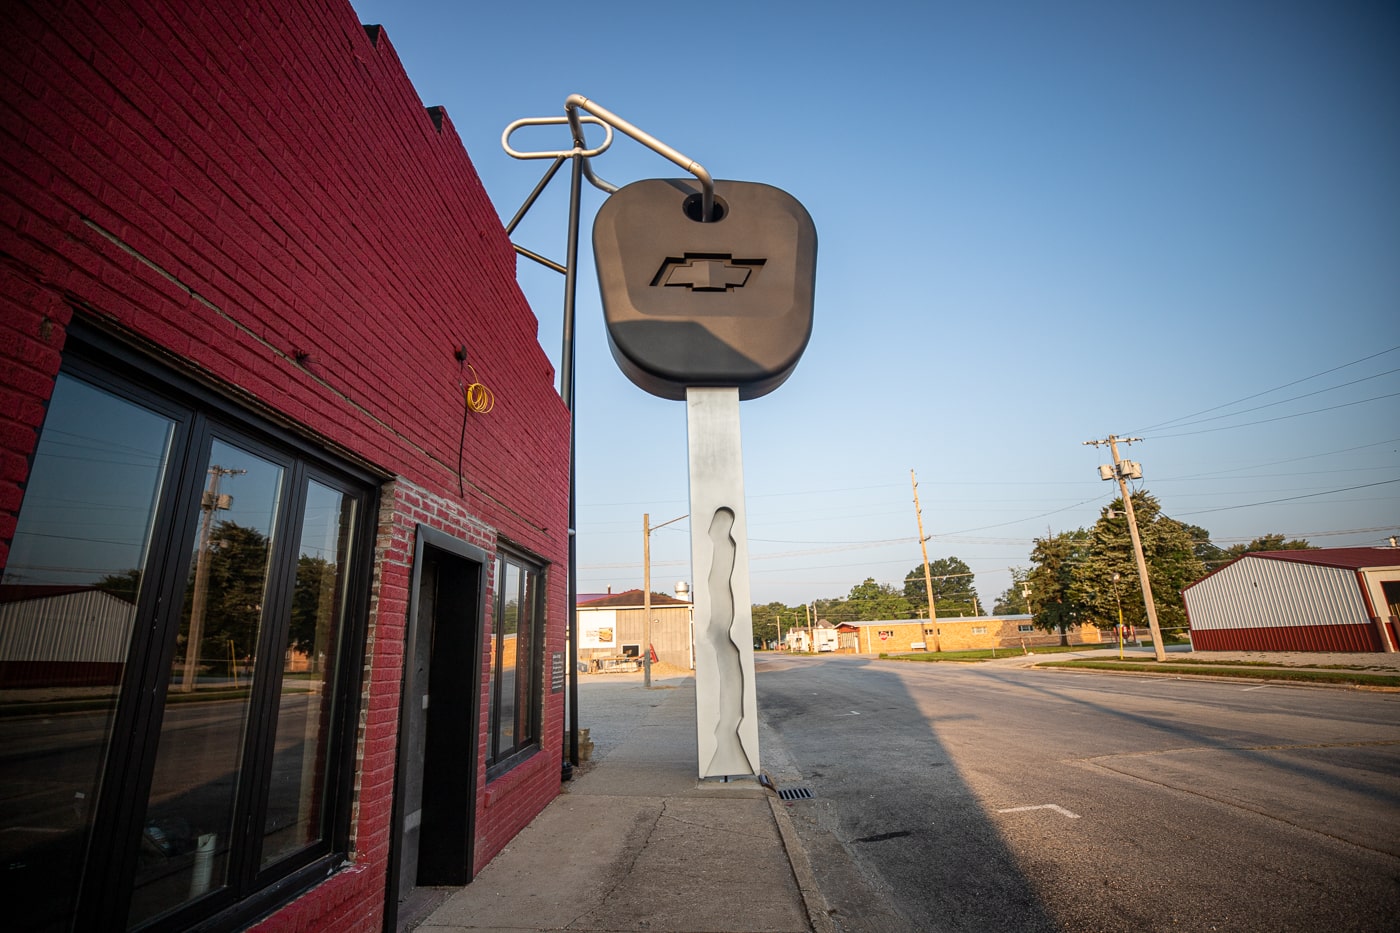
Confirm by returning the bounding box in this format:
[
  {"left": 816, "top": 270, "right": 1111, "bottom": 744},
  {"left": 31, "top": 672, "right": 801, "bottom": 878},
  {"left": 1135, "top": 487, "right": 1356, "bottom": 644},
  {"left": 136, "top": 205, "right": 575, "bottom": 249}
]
[{"left": 501, "top": 114, "right": 613, "bottom": 160}]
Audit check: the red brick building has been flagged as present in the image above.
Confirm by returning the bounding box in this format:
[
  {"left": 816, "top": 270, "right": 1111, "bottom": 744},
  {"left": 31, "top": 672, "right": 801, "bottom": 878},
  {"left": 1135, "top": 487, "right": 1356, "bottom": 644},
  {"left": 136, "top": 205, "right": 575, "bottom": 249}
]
[{"left": 1, "top": 2, "right": 570, "bottom": 931}]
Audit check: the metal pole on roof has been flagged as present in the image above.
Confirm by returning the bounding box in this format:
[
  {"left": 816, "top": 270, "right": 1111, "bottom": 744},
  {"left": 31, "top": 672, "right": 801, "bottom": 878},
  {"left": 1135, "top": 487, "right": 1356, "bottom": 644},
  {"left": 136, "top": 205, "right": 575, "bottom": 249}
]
[
  {"left": 502, "top": 96, "right": 714, "bottom": 769},
  {"left": 560, "top": 148, "right": 584, "bottom": 770}
]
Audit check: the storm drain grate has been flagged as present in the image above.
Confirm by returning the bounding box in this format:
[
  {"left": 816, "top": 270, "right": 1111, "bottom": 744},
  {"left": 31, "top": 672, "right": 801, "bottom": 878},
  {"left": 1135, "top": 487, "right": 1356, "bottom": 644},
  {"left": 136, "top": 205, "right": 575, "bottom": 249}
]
[{"left": 778, "top": 786, "right": 814, "bottom": 801}]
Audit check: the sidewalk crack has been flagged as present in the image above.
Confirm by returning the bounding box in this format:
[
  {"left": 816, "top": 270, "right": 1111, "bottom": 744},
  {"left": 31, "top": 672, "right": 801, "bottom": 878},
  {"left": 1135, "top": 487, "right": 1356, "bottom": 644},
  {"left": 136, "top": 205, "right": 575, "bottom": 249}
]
[
  {"left": 660, "top": 810, "right": 774, "bottom": 840},
  {"left": 566, "top": 802, "right": 666, "bottom": 927}
]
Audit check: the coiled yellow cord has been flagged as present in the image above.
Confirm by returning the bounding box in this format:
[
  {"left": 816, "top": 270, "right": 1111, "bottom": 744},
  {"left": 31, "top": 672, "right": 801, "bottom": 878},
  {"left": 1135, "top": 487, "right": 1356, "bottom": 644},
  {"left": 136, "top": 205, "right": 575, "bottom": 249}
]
[{"left": 463, "top": 365, "right": 495, "bottom": 414}]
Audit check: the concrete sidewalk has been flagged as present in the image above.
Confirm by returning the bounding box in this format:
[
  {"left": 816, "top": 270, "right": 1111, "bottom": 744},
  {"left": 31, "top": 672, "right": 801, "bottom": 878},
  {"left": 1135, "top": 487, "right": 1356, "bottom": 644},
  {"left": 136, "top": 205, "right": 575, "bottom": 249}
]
[{"left": 416, "top": 674, "right": 823, "bottom": 933}]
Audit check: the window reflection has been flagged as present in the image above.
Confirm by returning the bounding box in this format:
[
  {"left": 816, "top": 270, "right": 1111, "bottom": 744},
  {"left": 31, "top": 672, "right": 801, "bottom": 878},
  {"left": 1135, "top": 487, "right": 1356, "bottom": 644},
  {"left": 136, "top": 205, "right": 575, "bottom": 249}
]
[
  {"left": 514, "top": 570, "right": 536, "bottom": 745},
  {"left": 128, "top": 440, "right": 283, "bottom": 926},
  {"left": 486, "top": 552, "right": 543, "bottom": 769},
  {"left": 0, "top": 374, "right": 174, "bottom": 933},
  {"left": 496, "top": 563, "right": 520, "bottom": 753},
  {"left": 260, "top": 480, "right": 354, "bottom": 869}
]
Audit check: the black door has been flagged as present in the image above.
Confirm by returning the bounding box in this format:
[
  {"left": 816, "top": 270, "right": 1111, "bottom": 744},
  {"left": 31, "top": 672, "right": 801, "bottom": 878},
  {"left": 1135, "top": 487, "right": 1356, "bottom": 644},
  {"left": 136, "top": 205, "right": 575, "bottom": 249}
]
[{"left": 387, "top": 527, "right": 486, "bottom": 932}]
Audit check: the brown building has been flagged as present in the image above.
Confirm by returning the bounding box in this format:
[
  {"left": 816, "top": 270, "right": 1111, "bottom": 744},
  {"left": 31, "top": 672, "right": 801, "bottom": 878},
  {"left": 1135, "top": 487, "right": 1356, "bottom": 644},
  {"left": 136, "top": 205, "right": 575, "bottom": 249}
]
[
  {"left": 576, "top": 589, "right": 695, "bottom": 670},
  {"left": 837, "top": 615, "right": 1103, "bottom": 654}
]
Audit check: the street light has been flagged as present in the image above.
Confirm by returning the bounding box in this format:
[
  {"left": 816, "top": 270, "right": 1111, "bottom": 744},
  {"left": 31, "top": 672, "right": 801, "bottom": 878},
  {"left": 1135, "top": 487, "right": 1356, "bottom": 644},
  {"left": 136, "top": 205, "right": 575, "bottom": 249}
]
[
  {"left": 642, "top": 512, "right": 687, "bottom": 688},
  {"left": 1112, "top": 572, "right": 1124, "bottom": 660}
]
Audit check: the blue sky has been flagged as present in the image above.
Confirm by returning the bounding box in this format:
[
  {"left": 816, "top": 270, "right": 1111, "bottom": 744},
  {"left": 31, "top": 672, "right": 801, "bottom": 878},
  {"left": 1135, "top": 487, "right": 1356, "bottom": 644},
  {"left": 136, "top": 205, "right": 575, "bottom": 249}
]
[{"left": 348, "top": 0, "right": 1399, "bottom": 609}]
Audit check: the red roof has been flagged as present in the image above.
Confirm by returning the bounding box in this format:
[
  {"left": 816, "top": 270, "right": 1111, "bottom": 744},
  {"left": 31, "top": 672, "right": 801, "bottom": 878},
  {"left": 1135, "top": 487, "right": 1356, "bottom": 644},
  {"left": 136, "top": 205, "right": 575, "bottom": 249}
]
[
  {"left": 0, "top": 584, "right": 135, "bottom": 604},
  {"left": 1242, "top": 547, "right": 1400, "bottom": 571},
  {"left": 577, "top": 588, "right": 691, "bottom": 608}
]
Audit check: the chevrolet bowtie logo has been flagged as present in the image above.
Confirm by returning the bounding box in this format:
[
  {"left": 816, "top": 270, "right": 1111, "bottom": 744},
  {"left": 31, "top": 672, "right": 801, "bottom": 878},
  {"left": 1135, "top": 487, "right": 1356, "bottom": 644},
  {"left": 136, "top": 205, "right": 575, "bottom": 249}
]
[{"left": 652, "top": 254, "right": 765, "bottom": 292}]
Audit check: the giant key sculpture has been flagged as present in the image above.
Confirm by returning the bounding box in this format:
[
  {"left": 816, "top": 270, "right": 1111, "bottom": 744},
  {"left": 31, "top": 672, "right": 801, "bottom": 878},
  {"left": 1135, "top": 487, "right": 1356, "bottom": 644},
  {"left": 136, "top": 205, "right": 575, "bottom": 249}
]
[{"left": 506, "top": 97, "right": 816, "bottom": 778}]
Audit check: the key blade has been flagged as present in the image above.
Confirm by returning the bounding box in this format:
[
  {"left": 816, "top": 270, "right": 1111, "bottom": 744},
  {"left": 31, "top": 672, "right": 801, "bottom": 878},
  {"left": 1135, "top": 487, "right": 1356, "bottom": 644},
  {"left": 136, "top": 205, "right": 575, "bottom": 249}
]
[{"left": 686, "top": 387, "right": 761, "bottom": 778}]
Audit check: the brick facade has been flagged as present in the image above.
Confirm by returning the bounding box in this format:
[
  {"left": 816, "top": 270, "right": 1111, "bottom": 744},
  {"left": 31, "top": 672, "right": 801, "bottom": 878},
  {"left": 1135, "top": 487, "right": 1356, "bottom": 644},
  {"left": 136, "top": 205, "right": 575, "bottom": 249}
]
[{"left": 2, "top": 1, "right": 569, "bottom": 929}]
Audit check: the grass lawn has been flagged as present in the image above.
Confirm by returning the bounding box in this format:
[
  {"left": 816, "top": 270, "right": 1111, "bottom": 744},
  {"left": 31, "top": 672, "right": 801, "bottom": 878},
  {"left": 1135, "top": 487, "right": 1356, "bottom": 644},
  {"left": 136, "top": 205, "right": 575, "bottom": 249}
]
[
  {"left": 882, "top": 644, "right": 1099, "bottom": 662},
  {"left": 1037, "top": 659, "right": 1400, "bottom": 688}
]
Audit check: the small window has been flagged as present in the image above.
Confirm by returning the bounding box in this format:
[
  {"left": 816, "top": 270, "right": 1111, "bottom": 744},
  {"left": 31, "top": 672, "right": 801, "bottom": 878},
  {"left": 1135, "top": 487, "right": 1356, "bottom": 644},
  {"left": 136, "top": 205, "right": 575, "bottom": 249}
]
[
  {"left": 972, "top": 626, "right": 988, "bottom": 635},
  {"left": 1018, "top": 624, "right": 1035, "bottom": 633},
  {"left": 621, "top": 644, "right": 640, "bottom": 658}
]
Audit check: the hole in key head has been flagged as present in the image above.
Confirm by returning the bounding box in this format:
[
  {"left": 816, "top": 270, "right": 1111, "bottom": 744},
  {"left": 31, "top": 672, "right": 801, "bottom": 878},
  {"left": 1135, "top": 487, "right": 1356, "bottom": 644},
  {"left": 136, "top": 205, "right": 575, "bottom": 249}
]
[{"left": 683, "top": 192, "right": 727, "bottom": 222}]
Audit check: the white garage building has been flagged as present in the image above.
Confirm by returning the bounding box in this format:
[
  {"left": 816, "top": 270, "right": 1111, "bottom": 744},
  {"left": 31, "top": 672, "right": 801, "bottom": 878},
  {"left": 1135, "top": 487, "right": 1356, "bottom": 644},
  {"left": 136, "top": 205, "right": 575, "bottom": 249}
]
[{"left": 1183, "top": 547, "right": 1400, "bottom": 653}]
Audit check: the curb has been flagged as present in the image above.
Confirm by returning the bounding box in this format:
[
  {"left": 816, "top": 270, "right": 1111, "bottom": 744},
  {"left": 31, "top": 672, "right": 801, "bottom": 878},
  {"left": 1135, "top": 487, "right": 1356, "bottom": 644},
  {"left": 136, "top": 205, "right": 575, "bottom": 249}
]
[{"left": 768, "top": 794, "right": 838, "bottom": 933}]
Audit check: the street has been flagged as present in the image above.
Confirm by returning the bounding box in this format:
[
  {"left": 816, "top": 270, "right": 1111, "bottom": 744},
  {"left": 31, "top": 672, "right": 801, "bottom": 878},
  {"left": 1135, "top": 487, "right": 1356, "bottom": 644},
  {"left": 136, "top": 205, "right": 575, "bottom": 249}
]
[{"left": 756, "top": 654, "right": 1400, "bottom": 932}]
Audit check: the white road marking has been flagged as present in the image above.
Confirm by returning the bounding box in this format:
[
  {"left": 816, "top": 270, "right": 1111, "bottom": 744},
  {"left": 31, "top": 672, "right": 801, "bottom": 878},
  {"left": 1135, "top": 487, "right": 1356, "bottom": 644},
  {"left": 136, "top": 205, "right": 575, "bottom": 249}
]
[
  {"left": 1242, "top": 685, "right": 1267, "bottom": 692},
  {"left": 849, "top": 710, "right": 861, "bottom": 715},
  {"left": 997, "top": 804, "right": 1080, "bottom": 819}
]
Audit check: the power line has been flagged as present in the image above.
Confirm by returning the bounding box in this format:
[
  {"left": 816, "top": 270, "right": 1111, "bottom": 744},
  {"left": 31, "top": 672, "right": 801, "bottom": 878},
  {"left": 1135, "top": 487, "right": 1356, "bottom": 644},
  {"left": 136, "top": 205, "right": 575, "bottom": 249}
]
[
  {"left": 1176, "top": 478, "right": 1400, "bottom": 516},
  {"left": 1145, "top": 391, "right": 1400, "bottom": 439},
  {"left": 1151, "top": 437, "right": 1400, "bottom": 481},
  {"left": 1137, "top": 367, "right": 1399, "bottom": 433},
  {"left": 1127, "top": 344, "right": 1400, "bottom": 434},
  {"left": 933, "top": 494, "right": 1111, "bottom": 537}
]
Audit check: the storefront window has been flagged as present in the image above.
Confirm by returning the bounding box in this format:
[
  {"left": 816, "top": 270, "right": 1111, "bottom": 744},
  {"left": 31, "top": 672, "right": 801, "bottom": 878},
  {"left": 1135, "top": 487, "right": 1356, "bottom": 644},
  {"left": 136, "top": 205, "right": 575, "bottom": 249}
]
[
  {"left": 128, "top": 442, "right": 285, "bottom": 925},
  {"left": 0, "top": 375, "right": 176, "bottom": 933},
  {"left": 1, "top": 351, "right": 372, "bottom": 932},
  {"left": 260, "top": 480, "right": 355, "bottom": 869}
]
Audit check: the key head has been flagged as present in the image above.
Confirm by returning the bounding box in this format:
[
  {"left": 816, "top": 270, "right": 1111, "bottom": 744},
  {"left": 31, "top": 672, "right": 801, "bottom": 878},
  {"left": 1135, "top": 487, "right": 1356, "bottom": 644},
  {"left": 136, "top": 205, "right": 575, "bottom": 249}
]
[{"left": 593, "top": 178, "right": 817, "bottom": 400}]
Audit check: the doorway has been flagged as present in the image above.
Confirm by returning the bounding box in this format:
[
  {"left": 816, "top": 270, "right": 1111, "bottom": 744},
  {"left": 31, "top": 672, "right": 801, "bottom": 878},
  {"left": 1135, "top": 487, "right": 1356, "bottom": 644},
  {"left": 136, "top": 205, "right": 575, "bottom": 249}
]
[{"left": 387, "top": 526, "right": 487, "bottom": 932}]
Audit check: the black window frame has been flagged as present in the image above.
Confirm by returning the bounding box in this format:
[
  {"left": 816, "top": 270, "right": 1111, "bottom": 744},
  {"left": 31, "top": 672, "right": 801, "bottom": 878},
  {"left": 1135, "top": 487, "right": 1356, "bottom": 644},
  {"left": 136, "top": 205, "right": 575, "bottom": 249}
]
[
  {"left": 484, "top": 545, "right": 546, "bottom": 779},
  {"left": 17, "top": 321, "right": 381, "bottom": 933}
]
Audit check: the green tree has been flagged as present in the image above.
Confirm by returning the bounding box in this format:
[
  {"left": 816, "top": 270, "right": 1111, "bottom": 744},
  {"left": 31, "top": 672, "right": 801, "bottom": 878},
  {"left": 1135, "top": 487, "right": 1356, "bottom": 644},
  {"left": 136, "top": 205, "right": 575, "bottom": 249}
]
[
  {"left": 846, "top": 577, "right": 914, "bottom": 621},
  {"left": 95, "top": 567, "right": 142, "bottom": 604},
  {"left": 1223, "top": 534, "right": 1313, "bottom": 559},
  {"left": 1072, "top": 493, "right": 1205, "bottom": 639},
  {"left": 289, "top": 553, "right": 336, "bottom": 670},
  {"left": 1026, "top": 529, "right": 1093, "bottom": 643},
  {"left": 750, "top": 601, "right": 804, "bottom": 647},
  {"left": 810, "top": 579, "right": 914, "bottom": 624},
  {"left": 186, "top": 520, "right": 271, "bottom": 677},
  {"left": 902, "top": 557, "right": 981, "bottom": 617},
  {"left": 992, "top": 567, "right": 1030, "bottom": 615},
  {"left": 1181, "top": 522, "right": 1225, "bottom": 566}
]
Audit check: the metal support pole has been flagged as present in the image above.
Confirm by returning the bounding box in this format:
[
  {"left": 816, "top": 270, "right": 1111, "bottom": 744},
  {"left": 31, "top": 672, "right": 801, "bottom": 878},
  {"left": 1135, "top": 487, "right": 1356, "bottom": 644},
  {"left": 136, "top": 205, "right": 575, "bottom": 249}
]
[{"left": 562, "top": 151, "right": 583, "bottom": 768}]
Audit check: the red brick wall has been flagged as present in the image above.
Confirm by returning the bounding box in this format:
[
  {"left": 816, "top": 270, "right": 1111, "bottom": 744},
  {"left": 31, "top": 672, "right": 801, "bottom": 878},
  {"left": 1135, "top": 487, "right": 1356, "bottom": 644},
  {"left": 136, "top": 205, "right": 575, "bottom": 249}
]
[{"left": 2, "top": 0, "right": 570, "bottom": 929}]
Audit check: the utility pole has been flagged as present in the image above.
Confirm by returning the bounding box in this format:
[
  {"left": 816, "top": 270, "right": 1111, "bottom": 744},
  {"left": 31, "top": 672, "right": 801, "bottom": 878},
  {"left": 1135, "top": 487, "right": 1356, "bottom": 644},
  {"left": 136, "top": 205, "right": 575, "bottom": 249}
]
[
  {"left": 182, "top": 464, "right": 243, "bottom": 692},
  {"left": 642, "top": 511, "right": 687, "bottom": 688},
  {"left": 643, "top": 513, "right": 651, "bottom": 687},
  {"left": 1084, "top": 435, "right": 1166, "bottom": 661},
  {"left": 911, "top": 470, "right": 941, "bottom": 652}
]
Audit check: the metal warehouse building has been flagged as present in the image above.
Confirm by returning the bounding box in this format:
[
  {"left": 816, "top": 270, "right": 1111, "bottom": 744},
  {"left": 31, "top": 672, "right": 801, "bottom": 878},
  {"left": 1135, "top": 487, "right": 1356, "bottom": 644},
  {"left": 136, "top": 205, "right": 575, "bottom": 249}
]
[{"left": 1183, "top": 548, "right": 1400, "bottom": 653}]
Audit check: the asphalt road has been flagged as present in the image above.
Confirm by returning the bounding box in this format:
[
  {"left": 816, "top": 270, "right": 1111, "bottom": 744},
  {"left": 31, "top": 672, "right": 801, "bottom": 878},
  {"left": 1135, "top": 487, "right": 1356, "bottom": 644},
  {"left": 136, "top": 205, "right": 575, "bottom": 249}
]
[{"left": 755, "top": 654, "right": 1400, "bottom": 932}]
